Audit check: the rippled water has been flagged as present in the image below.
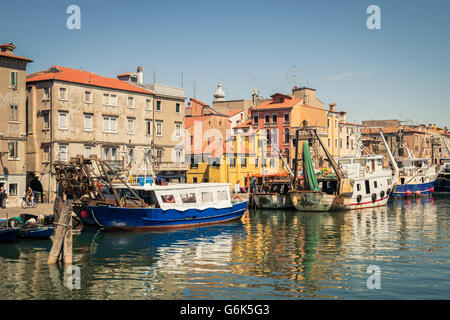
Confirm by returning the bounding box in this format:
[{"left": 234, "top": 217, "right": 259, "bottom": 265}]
[{"left": 0, "top": 196, "right": 449, "bottom": 299}]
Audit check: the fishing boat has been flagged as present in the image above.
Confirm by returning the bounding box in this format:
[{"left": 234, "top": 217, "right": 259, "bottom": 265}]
[
  {"left": 250, "top": 177, "right": 293, "bottom": 209},
  {"left": 0, "top": 228, "right": 19, "bottom": 242},
  {"left": 290, "top": 128, "right": 398, "bottom": 211},
  {"left": 84, "top": 183, "right": 247, "bottom": 231},
  {"left": 435, "top": 159, "right": 450, "bottom": 193},
  {"left": 17, "top": 214, "right": 54, "bottom": 239},
  {"left": 0, "top": 218, "right": 20, "bottom": 242},
  {"left": 392, "top": 158, "right": 439, "bottom": 197}
]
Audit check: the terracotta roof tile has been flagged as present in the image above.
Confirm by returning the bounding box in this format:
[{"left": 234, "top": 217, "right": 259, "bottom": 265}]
[
  {"left": 26, "top": 66, "right": 152, "bottom": 94},
  {"left": 0, "top": 51, "right": 32, "bottom": 62}
]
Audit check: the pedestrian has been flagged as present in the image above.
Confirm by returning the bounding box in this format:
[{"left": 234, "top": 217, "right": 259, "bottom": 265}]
[{"left": 0, "top": 186, "right": 8, "bottom": 209}]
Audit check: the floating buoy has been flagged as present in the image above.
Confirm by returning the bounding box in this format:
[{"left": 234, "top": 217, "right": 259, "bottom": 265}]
[
  {"left": 415, "top": 191, "right": 421, "bottom": 196},
  {"left": 81, "top": 210, "right": 88, "bottom": 218},
  {"left": 429, "top": 187, "right": 434, "bottom": 193},
  {"left": 405, "top": 190, "right": 411, "bottom": 196}
]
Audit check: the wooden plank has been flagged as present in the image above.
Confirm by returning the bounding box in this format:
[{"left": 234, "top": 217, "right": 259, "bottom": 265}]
[
  {"left": 63, "top": 212, "right": 73, "bottom": 265},
  {"left": 47, "top": 200, "right": 72, "bottom": 265}
]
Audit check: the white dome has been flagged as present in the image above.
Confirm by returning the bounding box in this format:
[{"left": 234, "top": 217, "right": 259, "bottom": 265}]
[{"left": 213, "top": 83, "right": 225, "bottom": 101}]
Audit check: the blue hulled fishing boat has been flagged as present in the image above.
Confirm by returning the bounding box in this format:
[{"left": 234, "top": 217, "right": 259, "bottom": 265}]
[
  {"left": 84, "top": 183, "right": 247, "bottom": 231},
  {"left": 0, "top": 228, "right": 19, "bottom": 242},
  {"left": 392, "top": 158, "right": 439, "bottom": 197}
]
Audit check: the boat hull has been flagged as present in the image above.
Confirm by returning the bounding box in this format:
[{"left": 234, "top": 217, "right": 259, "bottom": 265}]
[
  {"left": 290, "top": 191, "right": 339, "bottom": 212},
  {"left": 87, "top": 201, "right": 248, "bottom": 231},
  {"left": 19, "top": 227, "right": 54, "bottom": 239},
  {"left": 0, "top": 228, "right": 19, "bottom": 242},
  {"left": 251, "top": 193, "right": 293, "bottom": 209},
  {"left": 393, "top": 180, "right": 436, "bottom": 197},
  {"left": 435, "top": 173, "right": 450, "bottom": 193}
]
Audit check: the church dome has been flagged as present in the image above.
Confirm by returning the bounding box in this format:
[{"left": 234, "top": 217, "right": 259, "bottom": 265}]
[{"left": 213, "top": 83, "right": 225, "bottom": 102}]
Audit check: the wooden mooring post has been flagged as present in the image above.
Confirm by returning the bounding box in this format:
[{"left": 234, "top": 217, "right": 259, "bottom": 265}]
[{"left": 48, "top": 200, "right": 73, "bottom": 265}]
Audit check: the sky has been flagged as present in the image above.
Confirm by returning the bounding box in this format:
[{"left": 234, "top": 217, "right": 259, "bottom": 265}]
[{"left": 1, "top": 0, "right": 449, "bottom": 127}]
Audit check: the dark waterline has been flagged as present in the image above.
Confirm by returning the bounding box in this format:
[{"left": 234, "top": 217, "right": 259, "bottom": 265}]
[{"left": 0, "top": 196, "right": 449, "bottom": 300}]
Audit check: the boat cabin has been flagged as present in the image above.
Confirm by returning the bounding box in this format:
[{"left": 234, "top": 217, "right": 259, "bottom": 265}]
[{"left": 113, "top": 183, "right": 233, "bottom": 211}]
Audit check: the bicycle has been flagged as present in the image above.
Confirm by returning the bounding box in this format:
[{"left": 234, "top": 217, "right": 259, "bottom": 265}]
[{"left": 21, "top": 195, "right": 37, "bottom": 209}]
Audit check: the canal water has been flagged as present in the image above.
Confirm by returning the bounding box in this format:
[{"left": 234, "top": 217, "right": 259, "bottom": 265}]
[{"left": 0, "top": 196, "right": 448, "bottom": 300}]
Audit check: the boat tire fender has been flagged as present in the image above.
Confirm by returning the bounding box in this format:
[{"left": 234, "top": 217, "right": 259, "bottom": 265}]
[
  {"left": 356, "top": 195, "right": 362, "bottom": 203},
  {"left": 380, "top": 191, "right": 385, "bottom": 198},
  {"left": 372, "top": 193, "right": 377, "bottom": 202}
]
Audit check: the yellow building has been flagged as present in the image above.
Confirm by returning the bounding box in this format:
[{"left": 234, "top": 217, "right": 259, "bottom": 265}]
[{"left": 186, "top": 131, "right": 288, "bottom": 189}]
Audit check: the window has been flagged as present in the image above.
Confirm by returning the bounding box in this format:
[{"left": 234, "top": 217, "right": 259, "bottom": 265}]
[
  {"left": 265, "top": 114, "right": 270, "bottom": 124},
  {"left": 145, "top": 119, "right": 152, "bottom": 136},
  {"left": 156, "top": 100, "right": 162, "bottom": 111},
  {"left": 365, "top": 180, "right": 370, "bottom": 194},
  {"left": 229, "top": 157, "right": 236, "bottom": 168},
  {"left": 175, "top": 149, "right": 181, "bottom": 163},
  {"left": 253, "top": 115, "right": 259, "bottom": 124},
  {"left": 284, "top": 113, "right": 289, "bottom": 123},
  {"left": 202, "top": 192, "right": 213, "bottom": 203},
  {"left": 146, "top": 98, "right": 152, "bottom": 110},
  {"left": 127, "top": 117, "right": 135, "bottom": 134},
  {"left": 102, "top": 93, "right": 110, "bottom": 105},
  {"left": 43, "top": 87, "right": 50, "bottom": 100},
  {"left": 102, "top": 147, "right": 118, "bottom": 160},
  {"left": 10, "top": 105, "right": 18, "bottom": 121},
  {"left": 58, "top": 111, "right": 68, "bottom": 130},
  {"left": 10, "top": 72, "right": 18, "bottom": 88},
  {"left": 84, "top": 91, "right": 92, "bottom": 103},
  {"left": 193, "top": 177, "right": 198, "bottom": 183},
  {"left": 328, "top": 139, "right": 331, "bottom": 148},
  {"left": 175, "top": 122, "right": 181, "bottom": 137},
  {"left": 127, "top": 96, "right": 134, "bottom": 108},
  {"left": 272, "top": 114, "right": 277, "bottom": 123},
  {"left": 9, "top": 183, "right": 18, "bottom": 196},
  {"left": 110, "top": 94, "right": 117, "bottom": 106},
  {"left": 241, "top": 157, "right": 247, "bottom": 168},
  {"left": 42, "top": 145, "right": 50, "bottom": 162},
  {"left": 84, "top": 146, "right": 92, "bottom": 158},
  {"left": 43, "top": 112, "right": 49, "bottom": 129},
  {"left": 284, "top": 128, "right": 290, "bottom": 143},
  {"left": 84, "top": 114, "right": 93, "bottom": 131},
  {"left": 156, "top": 149, "right": 163, "bottom": 163},
  {"left": 180, "top": 193, "right": 196, "bottom": 203},
  {"left": 161, "top": 194, "right": 176, "bottom": 203},
  {"left": 103, "top": 116, "right": 118, "bottom": 133},
  {"left": 335, "top": 139, "right": 338, "bottom": 148},
  {"left": 59, "top": 144, "right": 68, "bottom": 161},
  {"left": 357, "top": 184, "right": 361, "bottom": 192},
  {"left": 59, "top": 87, "right": 67, "bottom": 100},
  {"left": 335, "top": 120, "right": 338, "bottom": 128},
  {"left": 127, "top": 147, "right": 136, "bottom": 163},
  {"left": 255, "top": 157, "right": 259, "bottom": 168},
  {"left": 327, "top": 118, "right": 330, "bottom": 128},
  {"left": 217, "top": 190, "right": 228, "bottom": 201},
  {"left": 374, "top": 181, "right": 378, "bottom": 188},
  {"left": 8, "top": 141, "right": 18, "bottom": 159},
  {"left": 176, "top": 103, "right": 180, "bottom": 113},
  {"left": 156, "top": 120, "right": 163, "bottom": 136}
]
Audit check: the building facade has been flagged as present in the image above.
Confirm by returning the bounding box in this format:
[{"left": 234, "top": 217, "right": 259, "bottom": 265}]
[
  {"left": 0, "top": 42, "right": 32, "bottom": 206},
  {"left": 26, "top": 65, "right": 157, "bottom": 202}
]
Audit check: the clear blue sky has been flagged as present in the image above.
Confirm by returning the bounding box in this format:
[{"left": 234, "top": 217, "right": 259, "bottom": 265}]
[{"left": 1, "top": 0, "right": 449, "bottom": 127}]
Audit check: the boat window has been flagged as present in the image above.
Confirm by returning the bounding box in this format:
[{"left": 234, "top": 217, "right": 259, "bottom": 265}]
[
  {"left": 161, "top": 194, "right": 176, "bottom": 203},
  {"left": 181, "top": 193, "right": 196, "bottom": 204},
  {"left": 365, "top": 180, "right": 370, "bottom": 194},
  {"left": 202, "top": 192, "right": 213, "bottom": 203},
  {"left": 388, "top": 178, "right": 392, "bottom": 185},
  {"left": 374, "top": 181, "right": 378, "bottom": 188},
  {"left": 217, "top": 190, "right": 228, "bottom": 201},
  {"left": 354, "top": 159, "right": 366, "bottom": 166},
  {"left": 357, "top": 184, "right": 361, "bottom": 191},
  {"left": 339, "top": 159, "right": 350, "bottom": 165}
]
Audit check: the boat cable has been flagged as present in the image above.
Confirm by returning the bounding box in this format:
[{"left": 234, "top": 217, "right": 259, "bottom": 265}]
[{"left": 91, "top": 210, "right": 104, "bottom": 227}]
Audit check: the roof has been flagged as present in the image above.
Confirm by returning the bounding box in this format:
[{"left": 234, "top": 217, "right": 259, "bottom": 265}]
[
  {"left": 0, "top": 42, "right": 32, "bottom": 62},
  {"left": 233, "top": 119, "right": 252, "bottom": 129},
  {"left": 228, "top": 109, "right": 244, "bottom": 117},
  {"left": 190, "top": 97, "right": 209, "bottom": 106},
  {"left": 26, "top": 66, "right": 152, "bottom": 94},
  {"left": 252, "top": 95, "right": 303, "bottom": 111}
]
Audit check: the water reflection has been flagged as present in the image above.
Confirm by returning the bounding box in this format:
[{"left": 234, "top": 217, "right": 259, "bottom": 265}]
[{"left": 0, "top": 196, "right": 448, "bottom": 299}]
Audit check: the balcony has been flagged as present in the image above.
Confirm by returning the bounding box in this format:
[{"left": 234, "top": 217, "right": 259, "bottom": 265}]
[{"left": 154, "top": 161, "right": 188, "bottom": 171}]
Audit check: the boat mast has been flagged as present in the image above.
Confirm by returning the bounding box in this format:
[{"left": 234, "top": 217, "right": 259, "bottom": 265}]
[
  {"left": 312, "top": 128, "right": 343, "bottom": 181},
  {"left": 379, "top": 129, "right": 399, "bottom": 180},
  {"left": 293, "top": 129, "right": 300, "bottom": 189}
]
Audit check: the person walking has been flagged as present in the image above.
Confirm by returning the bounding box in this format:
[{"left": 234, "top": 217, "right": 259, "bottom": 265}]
[{"left": 0, "top": 186, "right": 8, "bottom": 209}]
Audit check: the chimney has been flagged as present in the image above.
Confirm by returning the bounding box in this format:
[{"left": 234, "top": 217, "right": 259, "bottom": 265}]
[
  {"left": 0, "top": 42, "right": 16, "bottom": 54},
  {"left": 329, "top": 103, "right": 336, "bottom": 112},
  {"left": 137, "top": 66, "right": 143, "bottom": 84}
]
